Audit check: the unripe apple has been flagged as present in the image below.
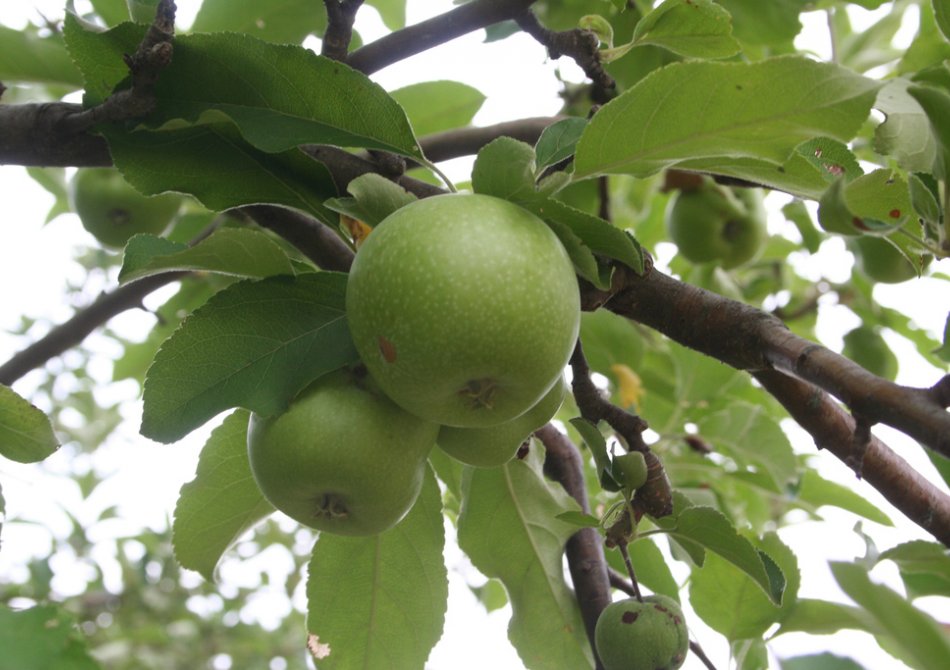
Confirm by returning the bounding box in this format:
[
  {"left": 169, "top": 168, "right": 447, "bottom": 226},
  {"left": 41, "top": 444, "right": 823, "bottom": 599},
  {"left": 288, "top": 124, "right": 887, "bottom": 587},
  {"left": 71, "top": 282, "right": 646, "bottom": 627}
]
[
  {"left": 346, "top": 193, "right": 580, "bottom": 428},
  {"left": 247, "top": 367, "right": 438, "bottom": 536},
  {"left": 437, "top": 376, "right": 566, "bottom": 467},
  {"left": 666, "top": 180, "right": 767, "bottom": 269},
  {"left": 595, "top": 594, "right": 689, "bottom": 670},
  {"left": 70, "top": 168, "right": 181, "bottom": 249}
]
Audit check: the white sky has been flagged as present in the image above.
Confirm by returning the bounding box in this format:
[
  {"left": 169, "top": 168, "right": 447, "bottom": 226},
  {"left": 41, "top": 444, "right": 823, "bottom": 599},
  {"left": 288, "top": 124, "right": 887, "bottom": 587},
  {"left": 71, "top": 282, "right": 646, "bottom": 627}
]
[{"left": 0, "top": 3, "right": 948, "bottom": 670}]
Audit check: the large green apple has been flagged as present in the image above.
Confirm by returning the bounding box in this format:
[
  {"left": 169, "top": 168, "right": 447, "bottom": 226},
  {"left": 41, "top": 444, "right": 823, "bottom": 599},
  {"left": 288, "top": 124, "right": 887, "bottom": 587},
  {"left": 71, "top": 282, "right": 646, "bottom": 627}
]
[
  {"left": 437, "top": 375, "right": 566, "bottom": 467},
  {"left": 594, "top": 594, "right": 689, "bottom": 670},
  {"left": 666, "top": 180, "right": 767, "bottom": 269},
  {"left": 345, "top": 193, "right": 580, "bottom": 428},
  {"left": 247, "top": 367, "right": 438, "bottom": 536},
  {"left": 70, "top": 167, "right": 181, "bottom": 249}
]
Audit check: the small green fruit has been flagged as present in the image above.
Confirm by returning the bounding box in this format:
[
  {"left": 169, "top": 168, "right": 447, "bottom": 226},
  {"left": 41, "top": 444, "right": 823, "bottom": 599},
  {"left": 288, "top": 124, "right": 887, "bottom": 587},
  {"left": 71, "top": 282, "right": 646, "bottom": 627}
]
[
  {"left": 666, "top": 181, "right": 767, "bottom": 269},
  {"left": 595, "top": 594, "right": 689, "bottom": 670},
  {"left": 437, "top": 376, "right": 566, "bottom": 467},
  {"left": 614, "top": 451, "right": 649, "bottom": 493},
  {"left": 70, "top": 168, "right": 181, "bottom": 249},
  {"left": 346, "top": 193, "right": 580, "bottom": 428},
  {"left": 247, "top": 367, "right": 438, "bottom": 536},
  {"left": 852, "top": 236, "right": 931, "bottom": 284}
]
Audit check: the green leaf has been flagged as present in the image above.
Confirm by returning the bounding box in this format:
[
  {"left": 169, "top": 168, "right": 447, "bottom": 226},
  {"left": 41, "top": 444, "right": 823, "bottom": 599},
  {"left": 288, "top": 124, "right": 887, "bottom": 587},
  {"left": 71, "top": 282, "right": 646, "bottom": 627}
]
[
  {"left": 667, "top": 506, "right": 784, "bottom": 603},
  {"left": 63, "top": 14, "right": 143, "bottom": 104},
  {"left": 874, "top": 79, "right": 940, "bottom": 173},
  {"left": 141, "top": 273, "right": 359, "bottom": 443},
  {"left": 689, "top": 532, "right": 797, "bottom": 640},
  {"left": 390, "top": 80, "right": 486, "bottom": 137},
  {"left": 306, "top": 467, "right": 447, "bottom": 669},
  {"left": 794, "top": 137, "right": 863, "bottom": 184},
  {"left": 192, "top": 0, "right": 327, "bottom": 46},
  {"left": 830, "top": 561, "right": 950, "bottom": 670},
  {"left": 323, "top": 173, "right": 417, "bottom": 228},
  {"left": 0, "top": 604, "right": 102, "bottom": 670},
  {"left": 457, "top": 454, "right": 594, "bottom": 669},
  {"left": 118, "top": 228, "right": 295, "bottom": 284},
  {"left": 172, "top": 410, "right": 274, "bottom": 581},
  {"left": 782, "top": 199, "right": 823, "bottom": 253},
  {"left": 103, "top": 124, "right": 338, "bottom": 222},
  {"left": 574, "top": 57, "right": 879, "bottom": 181},
  {"left": 843, "top": 169, "right": 914, "bottom": 230},
  {"left": 535, "top": 117, "right": 588, "bottom": 170},
  {"left": 522, "top": 198, "right": 645, "bottom": 275},
  {"left": 878, "top": 540, "right": 950, "bottom": 598},
  {"left": 780, "top": 654, "right": 867, "bottom": 670},
  {"left": 569, "top": 416, "right": 621, "bottom": 492},
  {"left": 774, "top": 598, "right": 871, "bottom": 637},
  {"left": 908, "top": 83, "right": 950, "bottom": 177},
  {"left": 937, "top": 0, "right": 950, "bottom": 41},
  {"left": 628, "top": 537, "right": 681, "bottom": 602},
  {"left": 795, "top": 469, "right": 893, "bottom": 526},
  {"left": 472, "top": 136, "right": 538, "bottom": 201},
  {"left": 0, "top": 385, "right": 60, "bottom": 464},
  {"left": 695, "top": 402, "right": 798, "bottom": 489},
  {"left": 632, "top": 0, "right": 741, "bottom": 59},
  {"left": 140, "top": 33, "right": 422, "bottom": 159},
  {"left": 0, "top": 25, "right": 83, "bottom": 88},
  {"left": 471, "top": 137, "right": 644, "bottom": 275},
  {"left": 113, "top": 280, "right": 221, "bottom": 384},
  {"left": 89, "top": 0, "right": 132, "bottom": 26},
  {"left": 715, "top": 0, "right": 805, "bottom": 45}
]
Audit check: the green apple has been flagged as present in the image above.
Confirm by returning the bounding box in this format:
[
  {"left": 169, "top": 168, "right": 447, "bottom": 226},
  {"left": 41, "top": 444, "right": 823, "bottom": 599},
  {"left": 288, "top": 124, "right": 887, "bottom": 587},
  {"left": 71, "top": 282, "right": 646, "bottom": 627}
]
[
  {"left": 70, "top": 168, "right": 181, "bottom": 249},
  {"left": 666, "top": 180, "right": 767, "bottom": 269},
  {"left": 851, "top": 235, "right": 931, "bottom": 284},
  {"left": 345, "top": 193, "right": 580, "bottom": 428},
  {"left": 595, "top": 594, "right": 689, "bottom": 670},
  {"left": 437, "top": 375, "right": 566, "bottom": 467},
  {"left": 247, "top": 367, "right": 438, "bottom": 536}
]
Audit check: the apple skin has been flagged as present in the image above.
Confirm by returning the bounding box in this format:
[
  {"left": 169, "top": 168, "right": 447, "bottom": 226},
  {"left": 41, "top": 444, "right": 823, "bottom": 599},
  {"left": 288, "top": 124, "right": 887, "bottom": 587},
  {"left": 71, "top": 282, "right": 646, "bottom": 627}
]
[
  {"left": 666, "top": 181, "right": 766, "bottom": 269},
  {"left": 437, "top": 376, "right": 566, "bottom": 467},
  {"left": 247, "top": 367, "right": 438, "bottom": 536},
  {"left": 70, "top": 168, "right": 181, "bottom": 249},
  {"left": 852, "top": 235, "right": 931, "bottom": 284},
  {"left": 594, "top": 594, "right": 689, "bottom": 670},
  {"left": 345, "top": 193, "right": 580, "bottom": 428}
]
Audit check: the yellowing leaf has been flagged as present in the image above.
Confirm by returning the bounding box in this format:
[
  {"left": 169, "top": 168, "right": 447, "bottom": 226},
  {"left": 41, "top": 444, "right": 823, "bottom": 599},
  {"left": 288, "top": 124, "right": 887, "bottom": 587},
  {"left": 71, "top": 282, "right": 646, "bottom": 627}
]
[
  {"left": 342, "top": 215, "right": 373, "bottom": 248},
  {"left": 610, "top": 363, "right": 645, "bottom": 408}
]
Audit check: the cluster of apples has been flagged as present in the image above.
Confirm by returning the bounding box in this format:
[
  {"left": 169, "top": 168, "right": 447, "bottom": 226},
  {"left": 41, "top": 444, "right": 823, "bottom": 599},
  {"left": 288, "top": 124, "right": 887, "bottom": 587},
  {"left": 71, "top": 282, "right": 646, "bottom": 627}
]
[{"left": 248, "top": 194, "right": 582, "bottom": 536}]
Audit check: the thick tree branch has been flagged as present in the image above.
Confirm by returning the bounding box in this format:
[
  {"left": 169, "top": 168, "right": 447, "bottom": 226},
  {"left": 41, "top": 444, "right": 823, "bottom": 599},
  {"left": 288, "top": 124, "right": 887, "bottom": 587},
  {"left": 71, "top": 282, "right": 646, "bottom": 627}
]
[
  {"left": 346, "top": 0, "right": 537, "bottom": 74},
  {"left": 321, "top": 0, "right": 364, "bottom": 62},
  {"left": 754, "top": 370, "right": 950, "bottom": 546},
  {"left": 0, "top": 103, "right": 112, "bottom": 167},
  {"left": 536, "top": 423, "right": 610, "bottom": 670},
  {"left": 597, "top": 264, "right": 950, "bottom": 460}
]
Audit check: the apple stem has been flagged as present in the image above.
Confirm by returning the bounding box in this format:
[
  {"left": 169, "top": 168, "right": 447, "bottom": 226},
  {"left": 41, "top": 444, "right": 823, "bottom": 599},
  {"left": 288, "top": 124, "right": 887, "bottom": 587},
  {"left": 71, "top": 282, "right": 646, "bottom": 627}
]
[{"left": 617, "top": 541, "right": 643, "bottom": 602}]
